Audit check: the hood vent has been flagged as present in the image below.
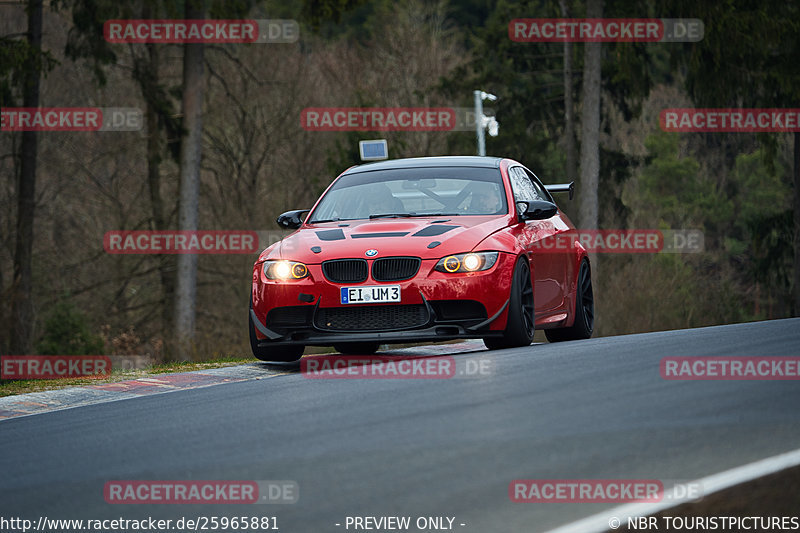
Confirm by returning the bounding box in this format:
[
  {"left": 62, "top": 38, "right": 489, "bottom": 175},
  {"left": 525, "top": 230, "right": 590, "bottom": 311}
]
[{"left": 412, "top": 225, "right": 458, "bottom": 237}]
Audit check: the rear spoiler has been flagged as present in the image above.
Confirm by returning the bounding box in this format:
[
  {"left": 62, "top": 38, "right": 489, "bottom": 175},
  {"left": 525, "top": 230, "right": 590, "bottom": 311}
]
[{"left": 545, "top": 181, "right": 574, "bottom": 200}]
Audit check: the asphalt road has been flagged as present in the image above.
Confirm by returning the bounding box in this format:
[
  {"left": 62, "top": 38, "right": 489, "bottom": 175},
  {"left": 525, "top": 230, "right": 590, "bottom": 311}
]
[{"left": 2, "top": 318, "right": 799, "bottom": 532}]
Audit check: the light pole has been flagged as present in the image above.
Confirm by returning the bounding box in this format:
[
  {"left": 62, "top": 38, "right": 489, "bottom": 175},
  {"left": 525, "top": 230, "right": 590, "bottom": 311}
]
[{"left": 474, "top": 90, "right": 498, "bottom": 156}]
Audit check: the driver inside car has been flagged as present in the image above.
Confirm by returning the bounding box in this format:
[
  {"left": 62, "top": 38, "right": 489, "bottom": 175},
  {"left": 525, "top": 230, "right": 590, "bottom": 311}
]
[
  {"left": 366, "top": 183, "right": 404, "bottom": 216},
  {"left": 468, "top": 183, "right": 503, "bottom": 214}
]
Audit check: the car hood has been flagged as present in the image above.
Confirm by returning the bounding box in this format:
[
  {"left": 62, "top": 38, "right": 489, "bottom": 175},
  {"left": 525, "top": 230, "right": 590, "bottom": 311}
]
[{"left": 262, "top": 216, "right": 510, "bottom": 263}]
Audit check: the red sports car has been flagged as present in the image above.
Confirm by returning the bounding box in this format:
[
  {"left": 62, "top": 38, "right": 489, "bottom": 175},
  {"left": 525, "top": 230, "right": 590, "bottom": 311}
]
[{"left": 249, "top": 156, "right": 593, "bottom": 361}]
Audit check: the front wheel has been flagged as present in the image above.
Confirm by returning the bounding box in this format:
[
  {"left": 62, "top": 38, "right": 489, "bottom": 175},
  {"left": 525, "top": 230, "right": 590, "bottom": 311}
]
[
  {"left": 483, "top": 257, "right": 535, "bottom": 350},
  {"left": 545, "top": 259, "right": 594, "bottom": 342}
]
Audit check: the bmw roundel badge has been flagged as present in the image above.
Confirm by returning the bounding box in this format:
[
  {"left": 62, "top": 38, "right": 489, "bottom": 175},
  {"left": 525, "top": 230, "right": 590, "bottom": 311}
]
[{"left": 365, "top": 249, "right": 378, "bottom": 257}]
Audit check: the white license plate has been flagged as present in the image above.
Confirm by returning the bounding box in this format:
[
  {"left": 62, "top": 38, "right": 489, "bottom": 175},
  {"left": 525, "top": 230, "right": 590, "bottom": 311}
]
[{"left": 341, "top": 285, "right": 401, "bottom": 304}]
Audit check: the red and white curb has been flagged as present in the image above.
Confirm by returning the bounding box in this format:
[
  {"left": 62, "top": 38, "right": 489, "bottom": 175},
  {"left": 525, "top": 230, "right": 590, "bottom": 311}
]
[
  {"left": 0, "top": 364, "right": 282, "bottom": 420},
  {"left": 0, "top": 341, "right": 488, "bottom": 420}
]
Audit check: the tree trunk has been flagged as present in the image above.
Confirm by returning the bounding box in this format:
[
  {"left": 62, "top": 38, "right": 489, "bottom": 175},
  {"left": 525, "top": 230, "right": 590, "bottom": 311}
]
[
  {"left": 794, "top": 132, "right": 799, "bottom": 316},
  {"left": 10, "top": 0, "right": 43, "bottom": 355},
  {"left": 560, "top": 0, "right": 577, "bottom": 184},
  {"left": 173, "top": 0, "right": 206, "bottom": 360},
  {"left": 578, "top": 0, "right": 602, "bottom": 231},
  {"left": 143, "top": 44, "right": 176, "bottom": 337}
]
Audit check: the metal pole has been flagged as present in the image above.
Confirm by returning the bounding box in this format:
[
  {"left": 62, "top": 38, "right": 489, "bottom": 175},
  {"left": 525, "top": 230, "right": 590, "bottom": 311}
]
[{"left": 474, "top": 90, "right": 485, "bottom": 156}]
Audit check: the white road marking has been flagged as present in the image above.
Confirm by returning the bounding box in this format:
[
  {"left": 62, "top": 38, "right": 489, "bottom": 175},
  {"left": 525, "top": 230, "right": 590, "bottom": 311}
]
[{"left": 543, "top": 447, "right": 800, "bottom": 533}]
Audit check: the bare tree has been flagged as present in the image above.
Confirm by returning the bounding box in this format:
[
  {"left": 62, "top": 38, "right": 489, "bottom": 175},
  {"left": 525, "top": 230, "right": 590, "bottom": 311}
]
[
  {"left": 10, "top": 0, "right": 43, "bottom": 354},
  {"left": 560, "top": 0, "right": 576, "bottom": 184},
  {"left": 578, "top": 0, "right": 602, "bottom": 232},
  {"left": 135, "top": 2, "right": 178, "bottom": 335},
  {"left": 174, "top": 0, "right": 206, "bottom": 360},
  {"left": 794, "top": 132, "right": 799, "bottom": 315}
]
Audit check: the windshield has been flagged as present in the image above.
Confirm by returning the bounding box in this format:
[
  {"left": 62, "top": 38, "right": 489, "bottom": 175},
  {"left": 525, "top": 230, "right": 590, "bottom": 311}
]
[{"left": 308, "top": 167, "right": 507, "bottom": 222}]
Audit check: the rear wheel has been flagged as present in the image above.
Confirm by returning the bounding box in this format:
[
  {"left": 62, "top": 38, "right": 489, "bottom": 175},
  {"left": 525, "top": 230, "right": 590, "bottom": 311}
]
[
  {"left": 545, "top": 260, "right": 594, "bottom": 342},
  {"left": 483, "top": 257, "right": 535, "bottom": 350},
  {"left": 249, "top": 299, "right": 304, "bottom": 362},
  {"left": 333, "top": 342, "right": 381, "bottom": 355}
]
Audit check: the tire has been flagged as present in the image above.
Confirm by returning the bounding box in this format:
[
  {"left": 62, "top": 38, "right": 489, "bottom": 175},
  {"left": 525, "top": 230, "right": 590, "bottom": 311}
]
[
  {"left": 333, "top": 342, "right": 381, "bottom": 355},
  {"left": 483, "top": 257, "right": 535, "bottom": 350},
  {"left": 249, "top": 298, "right": 304, "bottom": 362},
  {"left": 545, "top": 259, "right": 594, "bottom": 342}
]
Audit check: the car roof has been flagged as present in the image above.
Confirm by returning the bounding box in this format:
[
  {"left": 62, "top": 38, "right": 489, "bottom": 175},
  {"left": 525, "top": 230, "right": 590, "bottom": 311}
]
[{"left": 344, "top": 156, "right": 503, "bottom": 174}]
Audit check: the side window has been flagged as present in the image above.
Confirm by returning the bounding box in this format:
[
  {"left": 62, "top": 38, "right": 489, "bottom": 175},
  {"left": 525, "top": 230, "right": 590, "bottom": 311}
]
[
  {"left": 508, "top": 166, "right": 543, "bottom": 202},
  {"left": 523, "top": 168, "right": 553, "bottom": 202}
]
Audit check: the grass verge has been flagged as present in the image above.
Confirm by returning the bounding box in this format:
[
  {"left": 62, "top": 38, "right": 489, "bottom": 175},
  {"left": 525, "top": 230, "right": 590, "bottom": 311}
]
[{"left": 0, "top": 356, "right": 253, "bottom": 398}]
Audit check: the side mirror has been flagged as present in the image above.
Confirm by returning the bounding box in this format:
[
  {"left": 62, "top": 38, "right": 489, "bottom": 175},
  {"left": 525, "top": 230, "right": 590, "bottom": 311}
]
[
  {"left": 276, "top": 209, "right": 310, "bottom": 230},
  {"left": 517, "top": 200, "right": 558, "bottom": 221}
]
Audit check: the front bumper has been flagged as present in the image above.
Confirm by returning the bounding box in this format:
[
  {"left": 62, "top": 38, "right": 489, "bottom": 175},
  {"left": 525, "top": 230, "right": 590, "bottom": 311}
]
[{"left": 251, "top": 253, "right": 515, "bottom": 347}]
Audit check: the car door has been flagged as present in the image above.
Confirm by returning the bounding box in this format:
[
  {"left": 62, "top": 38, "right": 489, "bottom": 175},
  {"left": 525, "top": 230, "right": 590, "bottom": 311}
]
[
  {"left": 507, "top": 166, "right": 566, "bottom": 314},
  {"left": 523, "top": 167, "right": 575, "bottom": 312}
]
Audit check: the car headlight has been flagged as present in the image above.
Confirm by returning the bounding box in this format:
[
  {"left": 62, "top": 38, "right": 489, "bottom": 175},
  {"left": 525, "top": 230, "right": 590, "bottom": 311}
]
[
  {"left": 434, "top": 252, "right": 498, "bottom": 273},
  {"left": 263, "top": 260, "right": 309, "bottom": 280}
]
